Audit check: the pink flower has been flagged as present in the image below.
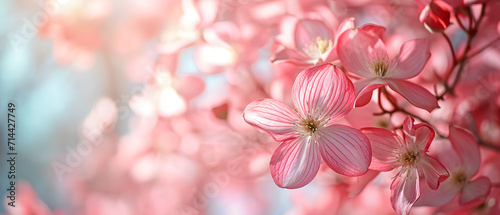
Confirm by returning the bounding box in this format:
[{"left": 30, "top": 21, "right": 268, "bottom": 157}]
[
  {"left": 271, "top": 15, "right": 355, "bottom": 68},
  {"left": 361, "top": 116, "right": 449, "bottom": 215},
  {"left": 337, "top": 25, "right": 439, "bottom": 112},
  {"left": 243, "top": 64, "right": 372, "bottom": 189},
  {"left": 416, "top": 126, "right": 491, "bottom": 207}
]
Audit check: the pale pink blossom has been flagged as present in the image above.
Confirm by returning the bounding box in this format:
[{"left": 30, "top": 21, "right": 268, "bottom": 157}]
[
  {"left": 361, "top": 116, "right": 449, "bottom": 215},
  {"left": 415, "top": 126, "right": 491, "bottom": 207},
  {"left": 337, "top": 25, "right": 439, "bottom": 112},
  {"left": 271, "top": 15, "right": 353, "bottom": 68},
  {"left": 243, "top": 64, "right": 372, "bottom": 189}
]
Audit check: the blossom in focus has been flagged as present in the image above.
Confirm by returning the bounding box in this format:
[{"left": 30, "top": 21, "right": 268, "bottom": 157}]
[
  {"left": 416, "top": 126, "right": 491, "bottom": 207},
  {"left": 337, "top": 25, "right": 439, "bottom": 112},
  {"left": 243, "top": 64, "right": 372, "bottom": 189},
  {"left": 361, "top": 116, "right": 449, "bottom": 215}
]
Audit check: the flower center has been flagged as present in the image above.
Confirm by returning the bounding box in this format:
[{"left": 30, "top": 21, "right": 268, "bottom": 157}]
[
  {"left": 398, "top": 150, "right": 419, "bottom": 167},
  {"left": 452, "top": 171, "right": 468, "bottom": 186},
  {"left": 372, "top": 60, "right": 388, "bottom": 77},
  {"left": 303, "top": 37, "right": 332, "bottom": 60},
  {"left": 294, "top": 116, "right": 327, "bottom": 140}
]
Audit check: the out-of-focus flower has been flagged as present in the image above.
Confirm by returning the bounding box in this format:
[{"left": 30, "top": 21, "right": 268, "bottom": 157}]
[
  {"left": 129, "top": 66, "right": 205, "bottom": 118},
  {"left": 361, "top": 116, "right": 449, "bottom": 215},
  {"left": 243, "top": 64, "right": 371, "bottom": 189},
  {"left": 271, "top": 13, "right": 354, "bottom": 68},
  {"left": 337, "top": 25, "right": 439, "bottom": 112},
  {"left": 416, "top": 126, "right": 491, "bottom": 207},
  {"left": 39, "top": 0, "right": 111, "bottom": 70}
]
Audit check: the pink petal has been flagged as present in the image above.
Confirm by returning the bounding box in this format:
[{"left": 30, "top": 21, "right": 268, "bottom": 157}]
[
  {"left": 459, "top": 177, "right": 491, "bottom": 205},
  {"left": 386, "top": 79, "right": 439, "bottom": 112},
  {"left": 334, "top": 17, "right": 355, "bottom": 45},
  {"left": 176, "top": 75, "right": 205, "bottom": 101},
  {"left": 348, "top": 170, "right": 380, "bottom": 196},
  {"left": 271, "top": 46, "right": 312, "bottom": 66},
  {"left": 294, "top": 19, "right": 333, "bottom": 53},
  {"left": 402, "top": 116, "right": 435, "bottom": 152},
  {"left": 419, "top": 1, "right": 451, "bottom": 33},
  {"left": 391, "top": 168, "right": 420, "bottom": 215},
  {"left": 337, "top": 28, "right": 383, "bottom": 78},
  {"left": 317, "top": 125, "right": 371, "bottom": 176},
  {"left": 418, "top": 155, "right": 449, "bottom": 190},
  {"left": 433, "top": 139, "right": 463, "bottom": 172},
  {"left": 403, "top": 115, "right": 415, "bottom": 133},
  {"left": 412, "top": 123, "right": 435, "bottom": 152},
  {"left": 353, "top": 78, "right": 387, "bottom": 107},
  {"left": 387, "top": 39, "right": 431, "bottom": 79},
  {"left": 292, "top": 64, "right": 355, "bottom": 122},
  {"left": 243, "top": 99, "right": 298, "bottom": 142},
  {"left": 359, "top": 24, "right": 386, "bottom": 40},
  {"left": 449, "top": 126, "right": 480, "bottom": 176},
  {"left": 361, "top": 128, "right": 402, "bottom": 172},
  {"left": 270, "top": 137, "right": 321, "bottom": 189},
  {"left": 415, "top": 178, "right": 461, "bottom": 206}
]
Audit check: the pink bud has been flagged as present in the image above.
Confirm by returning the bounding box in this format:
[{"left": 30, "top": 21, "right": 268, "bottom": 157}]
[{"left": 419, "top": 0, "right": 452, "bottom": 33}]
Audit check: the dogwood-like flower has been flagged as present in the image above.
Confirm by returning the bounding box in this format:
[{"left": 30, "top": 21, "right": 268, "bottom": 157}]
[
  {"left": 361, "top": 116, "right": 449, "bottom": 215},
  {"left": 416, "top": 126, "right": 491, "bottom": 206},
  {"left": 337, "top": 25, "right": 439, "bottom": 112},
  {"left": 243, "top": 64, "right": 371, "bottom": 189},
  {"left": 271, "top": 17, "right": 354, "bottom": 67}
]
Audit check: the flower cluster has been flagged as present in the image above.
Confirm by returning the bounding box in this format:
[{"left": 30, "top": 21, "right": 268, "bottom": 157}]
[{"left": 13, "top": 0, "right": 500, "bottom": 214}]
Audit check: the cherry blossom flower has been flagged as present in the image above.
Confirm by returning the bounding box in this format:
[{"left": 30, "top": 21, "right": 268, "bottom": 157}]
[
  {"left": 361, "top": 116, "right": 449, "bottom": 215},
  {"left": 243, "top": 64, "right": 372, "bottom": 189},
  {"left": 337, "top": 25, "right": 439, "bottom": 112},
  {"left": 415, "top": 126, "right": 491, "bottom": 207}
]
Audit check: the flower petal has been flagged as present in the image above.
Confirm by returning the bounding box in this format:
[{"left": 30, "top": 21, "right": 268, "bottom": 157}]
[
  {"left": 334, "top": 17, "right": 355, "bottom": 45},
  {"left": 449, "top": 126, "right": 480, "bottom": 176},
  {"left": 415, "top": 178, "right": 461, "bottom": 207},
  {"left": 243, "top": 99, "right": 298, "bottom": 142},
  {"left": 459, "top": 177, "right": 491, "bottom": 205},
  {"left": 402, "top": 116, "right": 435, "bottom": 152},
  {"left": 292, "top": 64, "right": 355, "bottom": 122},
  {"left": 270, "top": 137, "right": 321, "bottom": 189},
  {"left": 271, "top": 46, "right": 312, "bottom": 66},
  {"left": 337, "top": 28, "right": 383, "bottom": 78},
  {"left": 413, "top": 123, "right": 435, "bottom": 152},
  {"left": 294, "top": 19, "right": 332, "bottom": 52},
  {"left": 391, "top": 168, "right": 420, "bottom": 215},
  {"left": 359, "top": 24, "right": 386, "bottom": 40},
  {"left": 353, "top": 78, "right": 387, "bottom": 107},
  {"left": 317, "top": 125, "right": 371, "bottom": 176},
  {"left": 386, "top": 39, "right": 431, "bottom": 79},
  {"left": 418, "top": 155, "right": 449, "bottom": 190},
  {"left": 386, "top": 79, "right": 439, "bottom": 112},
  {"left": 361, "top": 127, "right": 402, "bottom": 172},
  {"left": 419, "top": 1, "right": 452, "bottom": 33}
]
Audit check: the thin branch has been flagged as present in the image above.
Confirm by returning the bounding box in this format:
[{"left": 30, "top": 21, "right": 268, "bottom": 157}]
[{"left": 467, "top": 37, "right": 500, "bottom": 59}]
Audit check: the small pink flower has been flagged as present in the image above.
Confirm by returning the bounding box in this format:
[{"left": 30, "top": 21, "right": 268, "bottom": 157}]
[
  {"left": 337, "top": 25, "right": 439, "bottom": 112},
  {"left": 243, "top": 64, "right": 372, "bottom": 189},
  {"left": 361, "top": 116, "right": 449, "bottom": 215},
  {"left": 416, "top": 126, "right": 491, "bottom": 207}
]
